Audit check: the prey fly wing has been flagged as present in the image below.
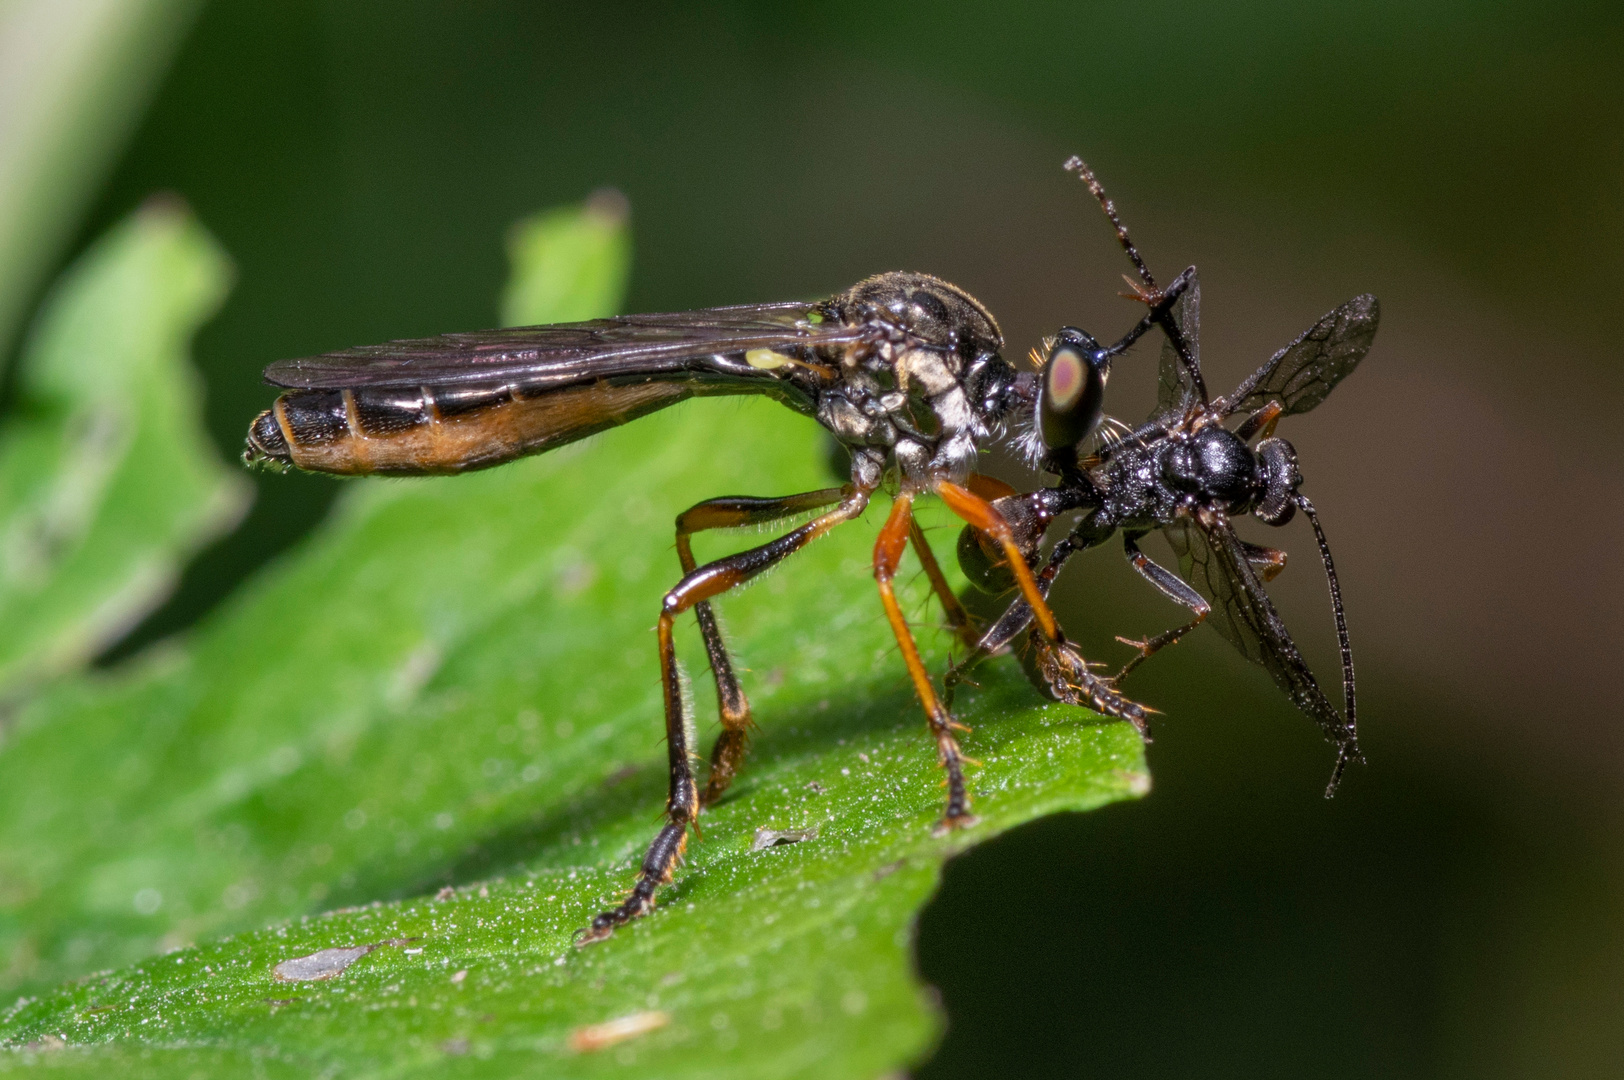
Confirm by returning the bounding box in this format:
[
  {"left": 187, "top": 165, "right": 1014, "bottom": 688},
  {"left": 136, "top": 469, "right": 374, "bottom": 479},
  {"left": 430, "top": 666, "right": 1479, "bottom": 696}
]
[
  {"left": 1164, "top": 507, "right": 1353, "bottom": 758},
  {"left": 1220, "top": 294, "right": 1379, "bottom": 420},
  {"left": 1152, "top": 269, "right": 1204, "bottom": 421}
]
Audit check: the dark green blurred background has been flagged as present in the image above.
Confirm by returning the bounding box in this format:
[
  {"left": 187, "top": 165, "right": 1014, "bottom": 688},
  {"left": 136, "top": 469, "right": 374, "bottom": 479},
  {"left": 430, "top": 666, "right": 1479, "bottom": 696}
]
[{"left": 12, "top": 1, "right": 1624, "bottom": 1075}]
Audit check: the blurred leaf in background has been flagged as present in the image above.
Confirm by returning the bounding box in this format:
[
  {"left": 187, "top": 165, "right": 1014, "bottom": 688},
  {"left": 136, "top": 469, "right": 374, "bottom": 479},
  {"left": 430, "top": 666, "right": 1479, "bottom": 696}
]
[
  {"left": 0, "top": 201, "right": 248, "bottom": 700},
  {"left": 500, "top": 189, "right": 633, "bottom": 328},
  {"left": 0, "top": 0, "right": 206, "bottom": 374},
  {"left": 0, "top": 196, "right": 1144, "bottom": 1076}
]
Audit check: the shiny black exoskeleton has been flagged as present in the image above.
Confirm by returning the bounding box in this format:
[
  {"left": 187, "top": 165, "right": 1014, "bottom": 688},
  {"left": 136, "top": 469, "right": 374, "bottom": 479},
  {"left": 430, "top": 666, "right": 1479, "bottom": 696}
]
[
  {"left": 1084, "top": 424, "right": 1301, "bottom": 533},
  {"left": 953, "top": 157, "right": 1379, "bottom": 796}
]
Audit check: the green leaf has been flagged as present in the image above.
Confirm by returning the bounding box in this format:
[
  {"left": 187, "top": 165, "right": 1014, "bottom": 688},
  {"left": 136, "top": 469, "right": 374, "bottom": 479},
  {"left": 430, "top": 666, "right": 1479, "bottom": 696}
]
[
  {"left": 0, "top": 200, "right": 248, "bottom": 700},
  {"left": 499, "top": 191, "right": 632, "bottom": 328},
  {"left": 0, "top": 0, "right": 207, "bottom": 372},
  {"left": 0, "top": 199, "right": 1145, "bottom": 1076}
]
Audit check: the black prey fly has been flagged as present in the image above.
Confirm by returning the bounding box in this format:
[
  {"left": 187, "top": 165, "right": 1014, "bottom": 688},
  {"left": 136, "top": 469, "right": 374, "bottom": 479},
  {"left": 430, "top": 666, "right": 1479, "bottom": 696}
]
[{"left": 951, "top": 158, "right": 1376, "bottom": 796}]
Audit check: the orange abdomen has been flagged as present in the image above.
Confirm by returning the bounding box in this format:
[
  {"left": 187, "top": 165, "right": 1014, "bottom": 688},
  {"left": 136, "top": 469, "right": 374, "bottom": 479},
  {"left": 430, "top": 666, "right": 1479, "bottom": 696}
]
[{"left": 246, "top": 380, "right": 690, "bottom": 475}]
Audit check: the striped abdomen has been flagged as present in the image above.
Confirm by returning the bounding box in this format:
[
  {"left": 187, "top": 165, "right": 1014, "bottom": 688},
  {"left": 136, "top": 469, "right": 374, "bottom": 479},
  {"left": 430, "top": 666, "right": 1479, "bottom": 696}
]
[{"left": 245, "top": 380, "right": 690, "bottom": 475}]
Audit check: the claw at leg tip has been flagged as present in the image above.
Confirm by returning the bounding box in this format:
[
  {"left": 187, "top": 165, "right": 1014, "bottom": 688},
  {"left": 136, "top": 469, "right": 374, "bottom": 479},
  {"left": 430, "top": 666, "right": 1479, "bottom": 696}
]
[
  {"left": 931, "top": 813, "right": 981, "bottom": 838},
  {"left": 573, "top": 926, "right": 611, "bottom": 948}
]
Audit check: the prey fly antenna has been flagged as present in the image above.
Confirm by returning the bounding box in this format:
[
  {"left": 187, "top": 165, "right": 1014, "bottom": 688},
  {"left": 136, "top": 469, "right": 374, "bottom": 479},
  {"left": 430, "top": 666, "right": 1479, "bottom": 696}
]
[
  {"left": 1064, "top": 156, "right": 1205, "bottom": 401},
  {"left": 1297, "top": 493, "right": 1360, "bottom": 795},
  {"left": 1064, "top": 156, "right": 1157, "bottom": 294}
]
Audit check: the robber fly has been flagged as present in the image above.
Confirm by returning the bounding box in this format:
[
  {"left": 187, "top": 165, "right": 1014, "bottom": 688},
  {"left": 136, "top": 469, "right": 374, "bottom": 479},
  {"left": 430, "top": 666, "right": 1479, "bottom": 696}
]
[
  {"left": 951, "top": 158, "right": 1375, "bottom": 795},
  {"left": 244, "top": 166, "right": 1182, "bottom": 943}
]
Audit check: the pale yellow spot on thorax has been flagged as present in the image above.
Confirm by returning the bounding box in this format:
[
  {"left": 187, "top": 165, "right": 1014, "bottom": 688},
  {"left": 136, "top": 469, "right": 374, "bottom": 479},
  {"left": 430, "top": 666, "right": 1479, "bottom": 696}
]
[{"left": 745, "top": 348, "right": 793, "bottom": 370}]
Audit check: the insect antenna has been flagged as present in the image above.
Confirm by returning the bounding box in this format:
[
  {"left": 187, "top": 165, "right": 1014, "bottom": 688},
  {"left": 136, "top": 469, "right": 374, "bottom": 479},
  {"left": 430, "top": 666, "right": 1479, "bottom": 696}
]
[
  {"left": 1064, "top": 156, "right": 1158, "bottom": 295},
  {"left": 1297, "top": 493, "right": 1360, "bottom": 795}
]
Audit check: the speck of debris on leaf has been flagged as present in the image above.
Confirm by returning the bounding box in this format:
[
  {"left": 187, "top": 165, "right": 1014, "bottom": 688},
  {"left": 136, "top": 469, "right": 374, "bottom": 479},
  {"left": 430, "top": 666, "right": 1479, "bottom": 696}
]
[
  {"left": 872, "top": 858, "right": 906, "bottom": 881},
  {"left": 751, "top": 825, "right": 819, "bottom": 851},
  {"left": 568, "top": 1010, "right": 671, "bottom": 1052},
  {"left": 434, "top": 886, "right": 455, "bottom": 901},
  {"left": 440, "top": 1036, "right": 471, "bottom": 1056},
  {"left": 271, "top": 938, "right": 416, "bottom": 982},
  {"left": 272, "top": 946, "right": 376, "bottom": 982}
]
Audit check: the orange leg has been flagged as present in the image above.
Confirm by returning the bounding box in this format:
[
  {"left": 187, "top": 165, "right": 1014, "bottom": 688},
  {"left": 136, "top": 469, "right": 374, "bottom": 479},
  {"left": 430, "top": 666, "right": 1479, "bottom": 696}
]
[
  {"left": 1235, "top": 400, "right": 1284, "bottom": 443},
  {"left": 674, "top": 487, "right": 847, "bottom": 804},
  {"left": 907, "top": 517, "right": 978, "bottom": 649},
  {"left": 579, "top": 486, "right": 871, "bottom": 945},
  {"left": 936, "top": 480, "right": 1063, "bottom": 643},
  {"left": 964, "top": 471, "right": 1019, "bottom": 502},
  {"left": 875, "top": 495, "right": 977, "bottom": 833}
]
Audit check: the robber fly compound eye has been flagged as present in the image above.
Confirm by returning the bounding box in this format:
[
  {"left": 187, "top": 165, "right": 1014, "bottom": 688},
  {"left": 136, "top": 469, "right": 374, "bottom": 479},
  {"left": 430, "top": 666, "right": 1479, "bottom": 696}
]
[{"left": 1038, "top": 331, "right": 1108, "bottom": 451}]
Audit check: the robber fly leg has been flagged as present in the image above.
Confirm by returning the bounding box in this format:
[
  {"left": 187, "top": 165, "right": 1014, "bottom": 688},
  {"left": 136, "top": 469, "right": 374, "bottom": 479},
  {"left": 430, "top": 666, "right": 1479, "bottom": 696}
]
[
  {"left": 1114, "top": 533, "right": 1210, "bottom": 683},
  {"left": 943, "top": 533, "right": 1081, "bottom": 706},
  {"left": 1034, "top": 638, "right": 1157, "bottom": 739},
  {"left": 936, "top": 517, "right": 1156, "bottom": 736},
  {"left": 936, "top": 481, "right": 1067, "bottom": 645},
  {"left": 577, "top": 486, "right": 871, "bottom": 946},
  {"left": 875, "top": 495, "right": 978, "bottom": 835},
  {"left": 910, "top": 472, "right": 1039, "bottom": 654},
  {"left": 674, "top": 487, "right": 848, "bottom": 805},
  {"left": 906, "top": 517, "right": 979, "bottom": 649}
]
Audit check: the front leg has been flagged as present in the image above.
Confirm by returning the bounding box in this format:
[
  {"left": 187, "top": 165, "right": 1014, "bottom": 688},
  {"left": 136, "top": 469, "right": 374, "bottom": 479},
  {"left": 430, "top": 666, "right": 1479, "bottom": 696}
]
[
  {"left": 943, "top": 535, "right": 1080, "bottom": 707},
  {"left": 873, "top": 494, "right": 977, "bottom": 834}
]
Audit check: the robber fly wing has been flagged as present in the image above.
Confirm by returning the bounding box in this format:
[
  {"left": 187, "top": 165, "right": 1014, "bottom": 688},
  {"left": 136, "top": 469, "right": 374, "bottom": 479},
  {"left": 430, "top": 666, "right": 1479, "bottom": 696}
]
[
  {"left": 1220, "top": 294, "right": 1379, "bottom": 420},
  {"left": 263, "top": 302, "right": 873, "bottom": 390},
  {"left": 1151, "top": 270, "right": 1202, "bottom": 421},
  {"left": 1164, "top": 508, "right": 1349, "bottom": 749}
]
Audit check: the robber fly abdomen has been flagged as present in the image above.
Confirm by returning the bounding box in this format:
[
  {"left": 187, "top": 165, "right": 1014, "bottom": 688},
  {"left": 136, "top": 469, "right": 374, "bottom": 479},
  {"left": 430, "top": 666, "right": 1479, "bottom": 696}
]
[
  {"left": 246, "top": 271, "right": 1018, "bottom": 481},
  {"left": 247, "top": 379, "right": 695, "bottom": 474}
]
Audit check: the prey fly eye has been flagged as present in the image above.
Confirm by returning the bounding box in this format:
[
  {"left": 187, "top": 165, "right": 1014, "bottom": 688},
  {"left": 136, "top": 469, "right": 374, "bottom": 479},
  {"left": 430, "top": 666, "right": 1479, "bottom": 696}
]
[{"left": 1039, "top": 330, "right": 1107, "bottom": 450}]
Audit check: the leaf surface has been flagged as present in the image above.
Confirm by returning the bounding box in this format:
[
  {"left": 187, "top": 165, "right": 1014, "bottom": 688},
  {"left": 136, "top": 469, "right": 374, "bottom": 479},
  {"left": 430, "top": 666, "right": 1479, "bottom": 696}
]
[{"left": 0, "top": 200, "right": 1146, "bottom": 1077}]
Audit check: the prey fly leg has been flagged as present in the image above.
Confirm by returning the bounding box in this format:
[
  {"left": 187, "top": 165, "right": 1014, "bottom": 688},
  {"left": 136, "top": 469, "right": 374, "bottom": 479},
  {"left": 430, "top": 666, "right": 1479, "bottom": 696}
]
[{"left": 1113, "top": 532, "right": 1211, "bottom": 684}]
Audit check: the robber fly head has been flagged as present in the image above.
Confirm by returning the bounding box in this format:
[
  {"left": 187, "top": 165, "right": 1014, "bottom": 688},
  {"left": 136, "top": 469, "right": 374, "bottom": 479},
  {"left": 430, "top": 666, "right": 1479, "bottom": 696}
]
[{"left": 1037, "top": 328, "right": 1111, "bottom": 452}]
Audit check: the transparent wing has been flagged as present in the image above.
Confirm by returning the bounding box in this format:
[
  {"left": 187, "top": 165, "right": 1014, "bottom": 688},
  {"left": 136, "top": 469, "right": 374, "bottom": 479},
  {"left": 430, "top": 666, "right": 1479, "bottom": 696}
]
[
  {"left": 263, "top": 302, "right": 872, "bottom": 390},
  {"left": 1151, "top": 270, "right": 1202, "bottom": 421},
  {"left": 1164, "top": 509, "right": 1352, "bottom": 753},
  {"left": 1221, "top": 294, "right": 1379, "bottom": 419}
]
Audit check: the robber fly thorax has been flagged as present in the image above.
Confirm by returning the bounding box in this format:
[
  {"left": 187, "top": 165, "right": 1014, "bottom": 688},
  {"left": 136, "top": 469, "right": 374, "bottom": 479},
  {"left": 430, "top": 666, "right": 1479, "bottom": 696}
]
[{"left": 244, "top": 167, "right": 1185, "bottom": 946}]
